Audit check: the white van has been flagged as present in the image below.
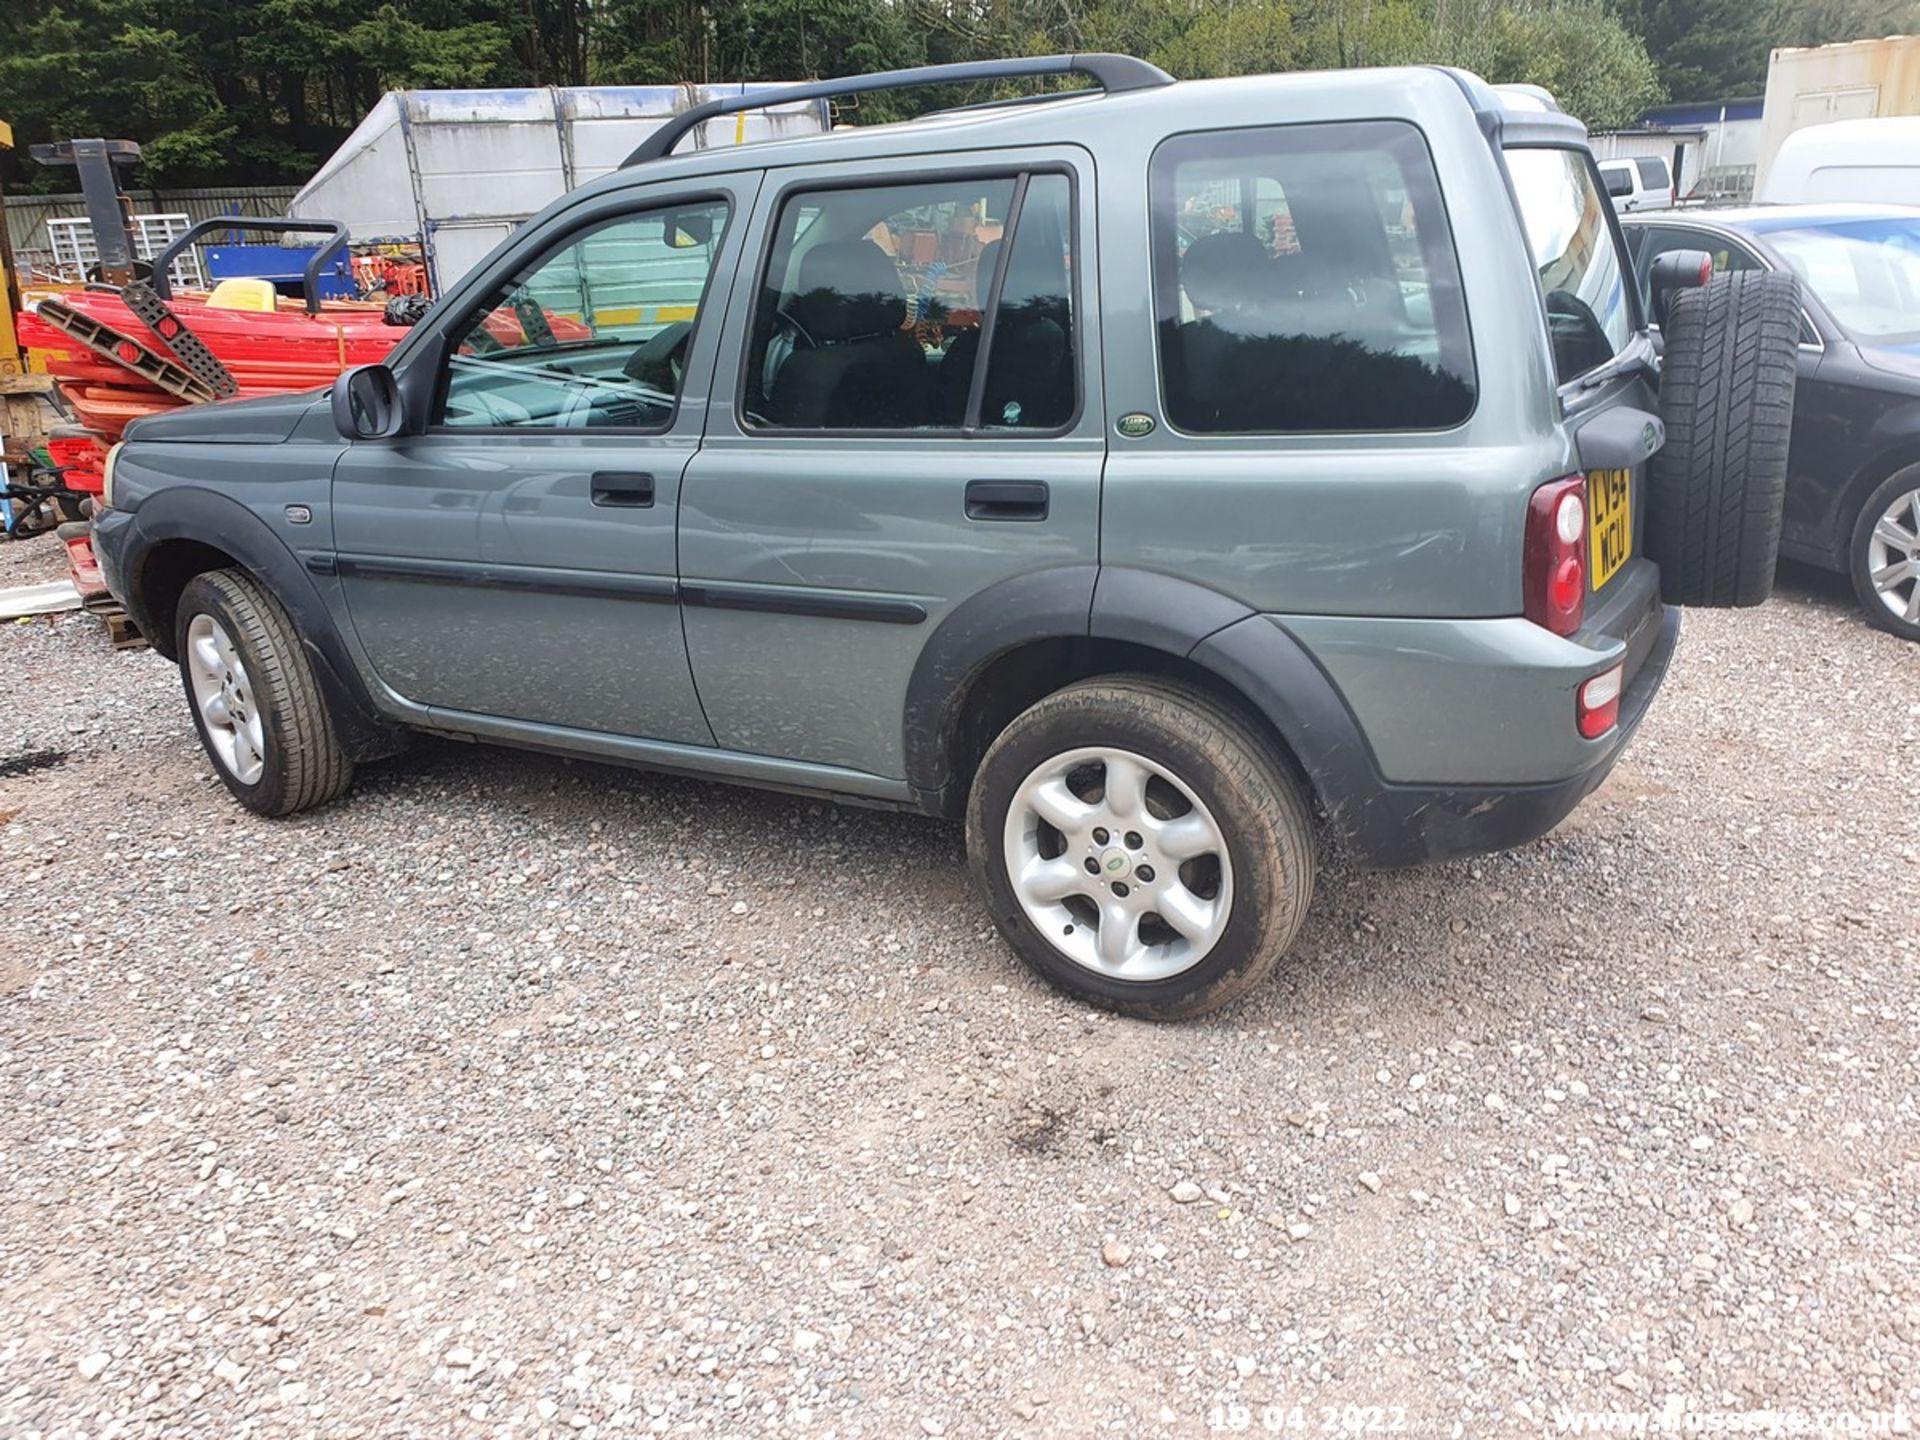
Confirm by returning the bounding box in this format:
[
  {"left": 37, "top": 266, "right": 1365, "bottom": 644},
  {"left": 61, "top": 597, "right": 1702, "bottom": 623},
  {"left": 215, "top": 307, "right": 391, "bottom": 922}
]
[
  {"left": 1762, "top": 116, "right": 1920, "bottom": 204},
  {"left": 1599, "top": 156, "right": 1674, "bottom": 211}
]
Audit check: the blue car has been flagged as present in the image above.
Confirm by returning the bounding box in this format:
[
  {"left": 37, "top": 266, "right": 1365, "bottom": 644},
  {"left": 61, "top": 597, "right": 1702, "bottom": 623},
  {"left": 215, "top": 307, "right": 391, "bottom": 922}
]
[{"left": 1625, "top": 205, "right": 1920, "bottom": 640}]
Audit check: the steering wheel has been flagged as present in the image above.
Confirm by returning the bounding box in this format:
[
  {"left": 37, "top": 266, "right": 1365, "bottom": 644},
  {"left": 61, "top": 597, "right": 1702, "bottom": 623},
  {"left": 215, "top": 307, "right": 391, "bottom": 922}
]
[
  {"left": 1545, "top": 291, "right": 1614, "bottom": 375},
  {"left": 775, "top": 308, "right": 817, "bottom": 351},
  {"left": 448, "top": 387, "right": 533, "bottom": 426},
  {"left": 755, "top": 308, "right": 819, "bottom": 411}
]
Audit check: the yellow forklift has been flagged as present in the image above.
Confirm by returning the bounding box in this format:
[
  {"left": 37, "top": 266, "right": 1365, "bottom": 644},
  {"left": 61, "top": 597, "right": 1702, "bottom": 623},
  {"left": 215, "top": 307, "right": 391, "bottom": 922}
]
[
  {"left": 1, "top": 116, "right": 23, "bottom": 374},
  {"left": 1, "top": 118, "right": 83, "bottom": 548}
]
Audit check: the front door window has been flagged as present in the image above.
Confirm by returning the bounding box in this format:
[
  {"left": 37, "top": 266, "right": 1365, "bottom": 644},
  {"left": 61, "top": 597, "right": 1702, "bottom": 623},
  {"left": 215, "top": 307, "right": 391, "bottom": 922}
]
[{"left": 439, "top": 200, "right": 731, "bottom": 431}]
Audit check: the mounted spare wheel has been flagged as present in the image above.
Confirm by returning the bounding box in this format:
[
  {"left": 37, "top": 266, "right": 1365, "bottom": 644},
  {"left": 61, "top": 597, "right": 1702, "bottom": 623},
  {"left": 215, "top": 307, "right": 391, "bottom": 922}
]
[{"left": 1646, "top": 269, "right": 1801, "bottom": 607}]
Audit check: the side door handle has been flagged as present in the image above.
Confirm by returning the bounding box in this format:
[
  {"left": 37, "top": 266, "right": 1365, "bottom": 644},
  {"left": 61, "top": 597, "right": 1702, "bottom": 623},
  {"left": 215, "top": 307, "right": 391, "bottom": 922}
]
[
  {"left": 591, "top": 471, "right": 655, "bottom": 508},
  {"left": 965, "top": 479, "right": 1049, "bottom": 522}
]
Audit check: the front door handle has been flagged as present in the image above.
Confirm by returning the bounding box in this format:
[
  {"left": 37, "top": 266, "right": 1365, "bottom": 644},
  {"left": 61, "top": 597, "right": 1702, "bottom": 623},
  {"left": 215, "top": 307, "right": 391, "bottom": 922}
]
[
  {"left": 965, "top": 479, "right": 1049, "bottom": 522},
  {"left": 591, "top": 471, "right": 655, "bottom": 508}
]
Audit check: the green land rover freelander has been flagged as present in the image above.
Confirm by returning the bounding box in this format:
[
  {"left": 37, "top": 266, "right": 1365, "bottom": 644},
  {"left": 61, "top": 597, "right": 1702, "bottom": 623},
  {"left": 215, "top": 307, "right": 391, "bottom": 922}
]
[{"left": 91, "top": 56, "right": 1803, "bottom": 1018}]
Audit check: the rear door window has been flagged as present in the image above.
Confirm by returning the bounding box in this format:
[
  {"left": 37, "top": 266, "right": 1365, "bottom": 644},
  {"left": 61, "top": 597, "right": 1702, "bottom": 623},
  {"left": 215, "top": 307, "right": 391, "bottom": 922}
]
[
  {"left": 1634, "top": 157, "right": 1672, "bottom": 191},
  {"left": 1630, "top": 224, "right": 1761, "bottom": 304},
  {"left": 740, "top": 171, "right": 1076, "bottom": 432},
  {"left": 1505, "top": 148, "right": 1634, "bottom": 383},
  {"left": 1149, "top": 120, "right": 1476, "bottom": 434},
  {"left": 1633, "top": 224, "right": 1820, "bottom": 345}
]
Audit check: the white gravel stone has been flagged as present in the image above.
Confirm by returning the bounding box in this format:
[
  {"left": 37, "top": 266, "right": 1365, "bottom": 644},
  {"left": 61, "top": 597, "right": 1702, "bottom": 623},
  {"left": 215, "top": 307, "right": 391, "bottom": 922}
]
[{"left": 2, "top": 560, "right": 1915, "bottom": 1436}]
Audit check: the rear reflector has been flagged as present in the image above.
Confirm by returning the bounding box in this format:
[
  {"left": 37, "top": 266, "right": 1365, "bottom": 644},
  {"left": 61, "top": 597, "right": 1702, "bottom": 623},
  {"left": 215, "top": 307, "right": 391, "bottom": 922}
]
[{"left": 1577, "top": 663, "right": 1624, "bottom": 738}]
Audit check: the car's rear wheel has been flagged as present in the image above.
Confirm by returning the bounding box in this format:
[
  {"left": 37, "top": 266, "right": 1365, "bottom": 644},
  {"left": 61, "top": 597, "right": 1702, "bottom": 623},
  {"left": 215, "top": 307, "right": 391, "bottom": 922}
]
[
  {"left": 175, "top": 568, "right": 354, "bottom": 815},
  {"left": 1849, "top": 466, "right": 1920, "bottom": 641},
  {"left": 965, "top": 676, "right": 1314, "bottom": 1020},
  {"left": 1647, "top": 269, "right": 1801, "bottom": 607}
]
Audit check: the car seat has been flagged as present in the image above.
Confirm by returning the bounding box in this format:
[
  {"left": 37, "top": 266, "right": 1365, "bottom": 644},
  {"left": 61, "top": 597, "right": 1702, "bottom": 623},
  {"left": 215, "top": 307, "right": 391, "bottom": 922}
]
[
  {"left": 1167, "top": 231, "right": 1274, "bottom": 428},
  {"left": 1180, "top": 231, "right": 1271, "bottom": 328},
  {"left": 767, "top": 239, "right": 926, "bottom": 429},
  {"left": 935, "top": 238, "right": 1074, "bottom": 428}
]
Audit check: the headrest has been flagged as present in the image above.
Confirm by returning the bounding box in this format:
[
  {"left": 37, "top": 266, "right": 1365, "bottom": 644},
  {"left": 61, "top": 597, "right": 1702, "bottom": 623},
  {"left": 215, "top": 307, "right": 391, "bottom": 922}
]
[
  {"left": 790, "top": 239, "right": 905, "bottom": 343},
  {"left": 975, "top": 239, "right": 1002, "bottom": 306},
  {"left": 974, "top": 235, "right": 1070, "bottom": 323},
  {"left": 1181, "top": 231, "right": 1269, "bottom": 315}
]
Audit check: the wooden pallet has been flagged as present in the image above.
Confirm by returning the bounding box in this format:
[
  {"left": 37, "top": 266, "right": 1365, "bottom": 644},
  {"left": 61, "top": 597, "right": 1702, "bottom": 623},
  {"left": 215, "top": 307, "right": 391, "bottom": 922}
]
[{"left": 81, "top": 594, "right": 147, "bottom": 650}]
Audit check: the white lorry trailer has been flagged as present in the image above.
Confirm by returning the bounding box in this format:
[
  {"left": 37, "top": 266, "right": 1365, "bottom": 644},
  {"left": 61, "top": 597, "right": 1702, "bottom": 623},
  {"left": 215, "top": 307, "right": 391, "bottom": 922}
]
[{"left": 289, "top": 85, "right": 830, "bottom": 293}]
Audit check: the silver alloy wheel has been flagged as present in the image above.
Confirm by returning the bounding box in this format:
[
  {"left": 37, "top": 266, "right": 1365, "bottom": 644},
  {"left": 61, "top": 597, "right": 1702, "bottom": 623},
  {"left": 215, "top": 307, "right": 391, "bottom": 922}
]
[
  {"left": 1868, "top": 486, "right": 1920, "bottom": 625},
  {"left": 185, "top": 613, "right": 266, "bottom": 785},
  {"left": 1003, "top": 745, "right": 1234, "bottom": 981}
]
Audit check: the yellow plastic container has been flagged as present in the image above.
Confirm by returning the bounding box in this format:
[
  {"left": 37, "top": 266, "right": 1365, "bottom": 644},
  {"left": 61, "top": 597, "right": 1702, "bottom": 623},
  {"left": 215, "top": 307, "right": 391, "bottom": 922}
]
[{"left": 205, "top": 278, "right": 279, "bottom": 312}]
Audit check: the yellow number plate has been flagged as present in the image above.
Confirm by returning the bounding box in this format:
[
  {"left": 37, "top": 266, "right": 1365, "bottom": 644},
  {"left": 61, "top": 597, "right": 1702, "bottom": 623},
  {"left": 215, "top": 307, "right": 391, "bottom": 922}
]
[{"left": 1588, "top": 468, "right": 1632, "bottom": 591}]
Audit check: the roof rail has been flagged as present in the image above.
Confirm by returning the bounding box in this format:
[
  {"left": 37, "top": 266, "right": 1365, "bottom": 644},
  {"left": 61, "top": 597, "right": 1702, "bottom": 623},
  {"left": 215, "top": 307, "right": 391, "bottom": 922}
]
[
  {"left": 620, "top": 53, "right": 1174, "bottom": 168},
  {"left": 917, "top": 88, "right": 1103, "bottom": 121}
]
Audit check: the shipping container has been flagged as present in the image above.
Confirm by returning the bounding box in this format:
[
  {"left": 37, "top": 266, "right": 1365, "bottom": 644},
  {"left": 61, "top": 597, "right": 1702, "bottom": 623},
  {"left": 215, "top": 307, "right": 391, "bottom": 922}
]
[{"left": 1758, "top": 36, "right": 1920, "bottom": 191}]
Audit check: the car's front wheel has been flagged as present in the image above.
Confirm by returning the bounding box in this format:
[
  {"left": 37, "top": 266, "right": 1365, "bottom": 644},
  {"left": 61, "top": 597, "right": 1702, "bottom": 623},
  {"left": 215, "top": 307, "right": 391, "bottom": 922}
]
[
  {"left": 965, "top": 676, "right": 1315, "bottom": 1020},
  {"left": 175, "top": 568, "right": 354, "bottom": 815},
  {"left": 1849, "top": 466, "right": 1920, "bottom": 641}
]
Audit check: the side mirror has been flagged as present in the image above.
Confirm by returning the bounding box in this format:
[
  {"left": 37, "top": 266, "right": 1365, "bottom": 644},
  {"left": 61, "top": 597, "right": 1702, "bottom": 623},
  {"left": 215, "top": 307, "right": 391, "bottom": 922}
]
[
  {"left": 331, "top": 364, "right": 405, "bottom": 440},
  {"left": 1648, "top": 249, "right": 1714, "bottom": 326}
]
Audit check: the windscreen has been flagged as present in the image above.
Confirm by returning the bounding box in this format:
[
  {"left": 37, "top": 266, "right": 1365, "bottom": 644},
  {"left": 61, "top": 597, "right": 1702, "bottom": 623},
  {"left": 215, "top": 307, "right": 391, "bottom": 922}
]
[{"left": 1766, "top": 218, "right": 1920, "bottom": 345}]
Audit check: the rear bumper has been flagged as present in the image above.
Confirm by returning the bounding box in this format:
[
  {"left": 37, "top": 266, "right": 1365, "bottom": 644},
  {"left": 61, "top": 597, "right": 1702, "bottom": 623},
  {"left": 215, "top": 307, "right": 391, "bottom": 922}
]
[{"left": 1332, "top": 601, "right": 1680, "bottom": 866}]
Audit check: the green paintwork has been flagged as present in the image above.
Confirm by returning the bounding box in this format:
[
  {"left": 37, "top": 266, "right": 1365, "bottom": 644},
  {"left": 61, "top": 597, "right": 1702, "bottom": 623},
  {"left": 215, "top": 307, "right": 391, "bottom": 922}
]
[{"left": 100, "top": 62, "right": 1675, "bottom": 847}]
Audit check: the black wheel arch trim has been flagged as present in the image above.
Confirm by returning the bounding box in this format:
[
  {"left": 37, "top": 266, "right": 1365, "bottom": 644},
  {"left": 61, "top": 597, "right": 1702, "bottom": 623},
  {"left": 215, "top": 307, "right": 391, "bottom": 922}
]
[
  {"left": 902, "top": 565, "right": 1382, "bottom": 834},
  {"left": 904, "top": 565, "right": 1674, "bottom": 868},
  {"left": 903, "top": 564, "right": 1100, "bottom": 802},
  {"left": 102, "top": 489, "right": 401, "bottom": 761}
]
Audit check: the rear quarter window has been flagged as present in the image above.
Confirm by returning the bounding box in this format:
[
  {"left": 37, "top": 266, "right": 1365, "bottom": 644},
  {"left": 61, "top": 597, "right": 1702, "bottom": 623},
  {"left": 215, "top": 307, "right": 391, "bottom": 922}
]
[
  {"left": 1633, "top": 156, "right": 1671, "bottom": 190},
  {"left": 1149, "top": 120, "right": 1476, "bottom": 434},
  {"left": 1506, "top": 147, "right": 1635, "bottom": 383}
]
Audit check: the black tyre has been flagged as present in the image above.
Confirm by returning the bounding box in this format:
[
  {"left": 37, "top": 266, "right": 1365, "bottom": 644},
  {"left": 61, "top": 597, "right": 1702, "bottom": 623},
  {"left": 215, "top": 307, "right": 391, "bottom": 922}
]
[
  {"left": 965, "top": 676, "right": 1315, "bottom": 1021},
  {"left": 174, "top": 568, "right": 354, "bottom": 816},
  {"left": 1847, "top": 465, "right": 1920, "bottom": 641},
  {"left": 1648, "top": 269, "right": 1801, "bottom": 607}
]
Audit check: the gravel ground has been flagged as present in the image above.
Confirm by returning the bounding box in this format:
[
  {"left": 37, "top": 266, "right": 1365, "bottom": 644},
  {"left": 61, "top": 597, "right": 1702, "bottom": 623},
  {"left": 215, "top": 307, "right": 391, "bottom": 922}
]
[
  {"left": 0, "top": 528, "right": 75, "bottom": 591},
  {"left": 1, "top": 541, "right": 1917, "bottom": 1439}
]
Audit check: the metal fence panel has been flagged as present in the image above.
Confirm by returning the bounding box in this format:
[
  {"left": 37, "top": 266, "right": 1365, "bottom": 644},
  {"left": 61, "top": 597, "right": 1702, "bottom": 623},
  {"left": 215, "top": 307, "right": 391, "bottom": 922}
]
[
  {"left": 5, "top": 186, "right": 300, "bottom": 271},
  {"left": 43, "top": 213, "right": 207, "bottom": 287}
]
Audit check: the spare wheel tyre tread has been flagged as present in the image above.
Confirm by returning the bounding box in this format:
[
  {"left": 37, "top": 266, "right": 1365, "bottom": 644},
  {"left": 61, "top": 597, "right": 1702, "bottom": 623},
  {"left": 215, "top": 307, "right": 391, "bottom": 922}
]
[{"left": 1648, "top": 269, "right": 1799, "bottom": 608}]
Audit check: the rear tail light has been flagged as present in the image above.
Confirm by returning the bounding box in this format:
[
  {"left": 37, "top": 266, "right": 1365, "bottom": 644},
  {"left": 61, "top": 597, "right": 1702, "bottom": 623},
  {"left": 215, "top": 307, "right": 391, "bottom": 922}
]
[
  {"left": 1525, "top": 475, "right": 1588, "bottom": 636},
  {"left": 1577, "top": 663, "right": 1624, "bottom": 738}
]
